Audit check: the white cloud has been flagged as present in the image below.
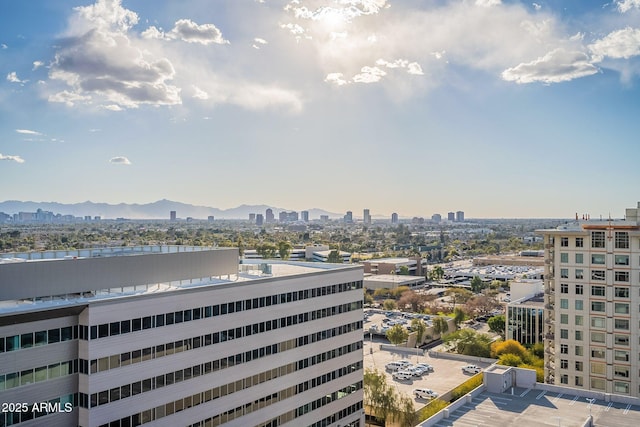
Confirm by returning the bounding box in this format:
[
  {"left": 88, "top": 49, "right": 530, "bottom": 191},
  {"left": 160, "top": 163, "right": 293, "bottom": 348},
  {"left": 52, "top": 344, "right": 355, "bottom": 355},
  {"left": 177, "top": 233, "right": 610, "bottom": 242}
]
[
  {"left": 166, "top": 19, "right": 229, "bottom": 45},
  {"left": 325, "top": 72, "right": 349, "bottom": 85},
  {"left": 616, "top": 0, "right": 640, "bottom": 13},
  {"left": 476, "top": 0, "right": 502, "bottom": 7},
  {"left": 32, "top": 61, "right": 45, "bottom": 70},
  {"left": 109, "top": 156, "right": 131, "bottom": 165},
  {"left": 16, "top": 129, "right": 43, "bottom": 135},
  {"left": 1, "top": 43, "right": 8, "bottom": 49},
  {"left": 589, "top": 27, "right": 640, "bottom": 61},
  {"left": 353, "top": 66, "right": 386, "bottom": 83},
  {"left": 48, "top": 90, "right": 92, "bottom": 106},
  {"left": 501, "top": 48, "right": 599, "bottom": 84},
  {"left": 532, "top": 3, "right": 542, "bottom": 11},
  {"left": 0, "top": 153, "right": 25, "bottom": 164},
  {"left": 104, "top": 104, "right": 123, "bottom": 111},
  {"left": 192, "top": 85, "right": 210, "bottom": 99},
  {"left": 407, "top": 62, "right": 424, "bottom": 75},
  {"left": 7, "top": 72, "right": 27, "bottom": 83}
]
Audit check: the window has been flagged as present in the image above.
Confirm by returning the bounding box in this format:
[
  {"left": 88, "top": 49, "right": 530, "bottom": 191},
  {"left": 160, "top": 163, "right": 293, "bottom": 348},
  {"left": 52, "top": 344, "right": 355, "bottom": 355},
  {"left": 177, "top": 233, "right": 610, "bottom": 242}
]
[
  {"left": 615, "top": 303, "right": 629, "bottom": 314},
  {"left": 575, "top": 315, "right": 583, "bottom": 326},
  {"left": 575, "top": 330, "right": 583, "bottom": 341},
  {"left": 591, "top": 254, "right": 605, "bottom": 264},
  {"left": 591, "top": 286, "right": 606, "bottom": 297},
  {"left": 560, "top": 314, "right": 569, "bottom": 324},
  {"left": 575, "top": 361, "right": 583, "bottom": 372},
  {"left": 560, "top": 359, "right": 569, "bottom": 369},
  {"left": 615, "top": 232, "right": 629, "bottom": 249},
  {"left": 614, "top": 366, "right": 629, "bottom": 378},
  {"left": 615, "top": 255, "right": 629, "bottom": 266},
  {"left": 561, "top": 283, "right": 569, "bottom": 294},
  {"left": 591, "top": 378, "right": 606, "bottom": 390},
  {"left": 560, "top": 329, "right": 569, "bottom": 339},
  {"left": 576, "top": 237, "right": 584, "bottom": 247},
  {"left": 615, "top": 287, "right": 629, "bottom": 298},
  {"left": 560, "top": 375, "right": 568, "bottom": 384},
  {"left": 614, "top": 382, "right": 629, "bottom": 394},
  {"left": 560, "top": 344, "right": 568, "bottom": 354},
  {"left": 615, "top": 319, "right": 629, "bottom": 330},
  {"left": 615, "top": 271, "right": 629, "bottom": 282},
  {"left": 575, "top": 376, "right": 583, "bottom": 386},
  {"left": 591, "top": 317, "right": 606, "bottom": 328},
  {"left": 575, "top": 269, "right": 584, "bottom": 279},
  {"left": 575, "top": 300, "right": 583, "bottom": 310},
  {"left": 614, "top": 335, "right": 629, "bottom": 346},
  {"left": 591, "top": 301, "right": 605, "bottom": 312},
  {"left": 575, "top": 284, "right": 584, "bottom": 295},
  {"left": 575, "top": 253, "right": 584, "bottom": 264},
  {"left": 591, "top": 270, "right": 605, "bottom": 281},
  {"left": 560, "top": 299, "right": 569, "bottom": 309},
  {"left": 591, "top": 348, "right": 605, "bottom": 358},
  {"left": 561, "top": 237, "right": 569, "bottom": 247},
  {"left": 560, "top": 253, "right": 569, "bottom": 263},
  {"left": 575, "top": 345, "right": 583, "bottom": 356},
  {"left": 561, "top": 268, "right": 569, "bottom": 279},
  {"left": 591, "top": 332, "right": 606, "bottom": 343},
  {"left": 591, "top": 363, "right": 606, "bottom": 374},
  {"left": 591, "top": 231, "right": 605, "bottom": 248},
  {"left": 615, "top": 350, "right": 629, "bottom": 362}
]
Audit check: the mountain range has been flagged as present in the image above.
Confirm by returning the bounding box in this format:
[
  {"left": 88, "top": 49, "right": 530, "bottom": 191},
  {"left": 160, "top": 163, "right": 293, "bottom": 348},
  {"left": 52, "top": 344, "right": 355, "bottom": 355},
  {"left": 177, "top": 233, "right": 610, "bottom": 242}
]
[{"left": 0, "top": 200, "right": 343, "bottom": 220}]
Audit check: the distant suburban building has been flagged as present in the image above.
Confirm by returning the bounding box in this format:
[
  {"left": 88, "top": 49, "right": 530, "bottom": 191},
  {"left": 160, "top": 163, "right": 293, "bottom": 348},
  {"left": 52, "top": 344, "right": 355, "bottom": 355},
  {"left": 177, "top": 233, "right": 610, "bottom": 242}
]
[
  {"left": 538, "top": 202, "right": 640, "bottom": 397},
  {"left": 391, "top": 213, "right": 398, "bottom": 224},
  {"left": 447, "top": 212, "right": 455, "bottom": 221},
  {"left": 207, "top": 216, "right": 214, "bottom": 222},
  {"left": 255, "top": 214, "right": 264, "bottom": 226},
  {"left": 363, "top": 274, "right": 424, "bottom": 291},
  {"left": 320, "top": 215, "right": 329, "bottom": 222},
  {"left": 300, "top": 210, "right": 309, "bottom": 222},
  {"left": 344, "top": 211, "right": 353, "bottom": 223},
  {"left": 170, "top": 211, "right": 176, "bottom": 221},
  {"left": 0, "top": 246, "right": 364, "bottom": 427},
  {"left": 431, "top": 213, "right": 441, "bottom": 223},
  {"left": 363, "top": 209, "right": 371, "bottom": 224},
  {"left": 249, "top": 213, "right": 256, "bottom": 221},
  {"left": 361, "top": 257, "right": 426, "bottom": 277},
  {"left": 278, "top": 211, "right": 298, "bottom": 222},
  {"left": 456, "top": 211, "right": 465, "bottom": 222}
]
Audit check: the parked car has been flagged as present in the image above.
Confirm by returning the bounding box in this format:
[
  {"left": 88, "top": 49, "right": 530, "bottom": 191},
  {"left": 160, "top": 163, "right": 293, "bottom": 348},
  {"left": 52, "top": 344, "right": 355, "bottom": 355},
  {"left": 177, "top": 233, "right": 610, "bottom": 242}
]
[
  {"left": 392, "top": 371, "right": 413, "bottom": 381},
  {"left": 385, "top": 360, "right": 411, "bottom": 372},
  {"left": 416, "top": 363, "right": 434, "bottom": 373},
  {"left": 413, "top": 388, "right": 438, "bottom": 400},
  {"left": 405, "top": 366, "right": 424, "bottom": 377},
  {"left": 462, "top": 365, "right": 482, "bottom": 374}
]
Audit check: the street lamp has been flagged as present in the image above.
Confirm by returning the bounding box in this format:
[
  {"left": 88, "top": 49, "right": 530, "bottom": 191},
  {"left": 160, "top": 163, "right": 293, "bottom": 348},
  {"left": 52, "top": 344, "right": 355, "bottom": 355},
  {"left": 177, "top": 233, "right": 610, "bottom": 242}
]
[{"left": 586, "top": 398, "right": 595, "bottom": 418}]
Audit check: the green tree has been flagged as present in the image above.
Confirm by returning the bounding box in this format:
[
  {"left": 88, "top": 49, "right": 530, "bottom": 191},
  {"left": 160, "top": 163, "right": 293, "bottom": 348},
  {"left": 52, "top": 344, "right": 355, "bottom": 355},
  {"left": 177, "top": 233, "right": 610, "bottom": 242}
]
[
  {"left": 487, "top": 315, "right": 506, "bottom": 336},
  {"left": 432, "top": 316, "right": 449, "bottom": 336},
  {"left": 430, "top": 265, "right": 444, "bottom": 282},
  {"left": 411, "top": 318, "right": 427, "bottom": 343},
  {"left": 443, "top": 329, "right": 492, "bottom": 357},
  {"left": 470, "top": 276, "right": 484, "bottom": 293},
  {"left": 277, "top": 240, "right": 292, "bottom": 260},
  {"left": 399, "top": 265, "right": 410, "bottom": 275},
  {"left": 364, "top": 368, "right": 398, "bottom": 423},
  {"left": 446, "top": 288, "right": 473, "bottom": 305},
  {"left": 453, "top": 307, "right": 466, "bottom": 327},
  {"left": 255, "top": 243, "right": 276, "bottom": 259},
  {"left": 386, "top": 324, "right": 409, "bottom": 345},
  {"left": 326, "top": 249, "right": 343, "bottom": 263},
  {"left": 383, "top": 299, "right": 397, "bottom": 311},
  {"left": 397, "top": 395, "right": 419, "bottom": 427},
  {"left": 498, "top": 353, "right": 523, "bottom": 367}
]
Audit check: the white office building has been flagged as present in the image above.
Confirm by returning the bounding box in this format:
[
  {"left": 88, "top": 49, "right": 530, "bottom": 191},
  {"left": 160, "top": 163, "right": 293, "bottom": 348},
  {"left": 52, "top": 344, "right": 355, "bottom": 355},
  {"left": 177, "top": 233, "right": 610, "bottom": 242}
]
[
  {"left": 538, "top": 203, "right": 640, "bottom": 397},
  {"left": 0, "top": 246, "right": 364, "bottom": 427}
]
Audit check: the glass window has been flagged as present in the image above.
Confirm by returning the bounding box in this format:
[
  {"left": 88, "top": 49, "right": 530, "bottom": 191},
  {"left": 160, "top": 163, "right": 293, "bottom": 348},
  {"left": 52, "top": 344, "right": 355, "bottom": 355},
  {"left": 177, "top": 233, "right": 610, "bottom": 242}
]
[
  {"left": 575, "top": 269, "right": 584, "bottom": 279},
  {"left": 591, "top": 286, "right": 606, "bottom": 296},
  {"left": 591, "top": 270, "right": 605, "bottom": 281},
  {"left": 614, "top": 382, "right": 629, "bottom": 394},
  {"left": 561, "top": 237, "right": 569, "bottom": 247},
  {"left": 591, "top": 348, "right": 605, "bottom": 358},
  {"left": 615, "top": 255, "right": 629, "bottom": 265},
  {"left": 615, "top": 319, "right": 629, "bottom": 330},
  {"left": 560, "top": 299, "right": 569, "bottom": 309},
  {"left": 575, "top": 361, "right": 583, "bottom": 371},
  {"left": 560, "top": 375, "right": 568, "bottom": 384},
  {"left": 561, "top": 283, "right": 568, "bottom": 294},
  {"left": 575, "top": 330, "right": 583, "bottom": 340},
  {"left": 21, "top": 333, "right": 34, "bottom": 349},
  {"left": 575, "top": 376, "right": 583, "bottom": 386},
  {"left": 560, "top": 329, "right": 568, "bottom": 339},
  {"left": 615, "top": 287, "right": 629, "bottom": 298},
  {"left": 575, "top": 315, "right": 583, "bottom": 326},
  {"left": 591, "top": 317, "right": 606, "bottom": 328},
  {"left": 560, "top": 344, "right": 568, "bottom": 354},
  {"left": 614, "top": 335, "right": 629, "bottom": 346},
  {"left": 615, "top": 271, "right": 629, "bottom": 282},
  {"left": 591, "top": 254, "right": 605, "bottom": 264},
  {"left": 575, "top": 345, "right": 583, "bottom": 356},
  {"left": 615, "top": 303, "right": 629, "bottom": 314},
  {"left": 560, "top": 268, "right": 569, "bottom": 279},
  {"left": 591, "top": 378, "right": 606, "bottom": 390},
  {"left": 575, "top": 237, "right": 584, "bottom": 247},
  {"left": 591, "top": 332, "right": 605, "bottom": 343},
  {"left": 591, "top": 362, "right": 606, "bottom": 374},
  {"left": 47, "top": 329, "right": 60, "bottom": 344},
  {"left": 591, "top": 231, "right": 605, "bottom": 248},
  {"left": 615, "top": 232, "right": 629, "bottom": 249},
  {"left": 575, "top": 253, "right": 584, "bottom": 263},
  {"left": 560, "top": 314, "right": 569, "bottom": 324},
  {"left": 575, "top": 300, "right": 583, "bottom": 310},
  {"left": 591, "top": 301, "right": 605, "bottom": 312},
  {"left": 614, "top": 350, "right": 629, "bottom": 362},
  {"left": 560, "top": 253, "right": 569, "bottom": 263},
  {"left": 560, "top": 359, "right": 568, "bottom": 369},
  {"left": 575, "top": 284, "right": 583, "bottom": 295}
]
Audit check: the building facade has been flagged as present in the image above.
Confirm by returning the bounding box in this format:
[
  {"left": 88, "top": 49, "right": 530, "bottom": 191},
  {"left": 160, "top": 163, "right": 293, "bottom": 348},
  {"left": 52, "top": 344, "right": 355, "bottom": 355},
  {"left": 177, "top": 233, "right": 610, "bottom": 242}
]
[
  {"left": 363, "top": 210, "right": 371, "bottom": 225},
  {"left": 0, "top": 246, "right": 364, "bottom": 427},
  {"left": 539, "top": 203, "right": 640, "bottom": 397}
]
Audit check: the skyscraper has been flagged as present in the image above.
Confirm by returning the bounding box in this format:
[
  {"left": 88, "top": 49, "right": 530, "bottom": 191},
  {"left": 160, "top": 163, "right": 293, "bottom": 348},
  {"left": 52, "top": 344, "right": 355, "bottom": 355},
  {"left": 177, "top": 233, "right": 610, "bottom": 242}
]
[
  {"left": 447, "top": 212, "right": 455, "bottom": 221},
  {"left": 255, "top": 214, "right": 264, "bottom": 226},
  {"left": 265, "top": 208, "right": 275, "bottom": 223},
  {"left": 363, "top": 209, "right": 371, "bottom": 224},
  {"left": 344, "top": 211, "right": 353, "bottom": 223},
  {"left": 301, "top": 211, "right": 309, "bottom": 222},
  {"left": 456, "top": 211, "right": 464, "bottom": 222},
  {"left": 538, "top": 202, "right": 640, "bottom": 397},
  {"left": 170, "top": 211, "right": 176, "bottom": 221},
  {"left": 391, "top": 213, "right": 398, "bottom": 224}
]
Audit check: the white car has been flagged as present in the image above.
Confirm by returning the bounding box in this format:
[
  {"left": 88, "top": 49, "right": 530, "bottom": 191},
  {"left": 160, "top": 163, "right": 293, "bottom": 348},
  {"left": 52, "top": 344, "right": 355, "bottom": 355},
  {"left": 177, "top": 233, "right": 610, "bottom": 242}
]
[
  {"left": 462, "top": 365, "right": 482, "bottom": 374},
  {"left": 404, "top": 366, "right": 425, "bottom": 377},
  {"left": 414, "top": 388, "right": 438, "bottom": 400},
  {"left": 385, "top": 360, "right": 411, "bottom": 372},
  {"left": 416, "top": 363, "right": 434, "bottom": 373},
  {"left": 392, "top": 371, "right": 413, "bottom": 381}
]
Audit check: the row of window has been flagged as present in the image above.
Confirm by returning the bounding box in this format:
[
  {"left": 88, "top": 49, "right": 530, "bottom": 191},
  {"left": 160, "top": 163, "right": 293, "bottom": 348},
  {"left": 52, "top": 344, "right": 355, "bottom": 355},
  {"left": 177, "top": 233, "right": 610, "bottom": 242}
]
[
  {"left": 558, "top": 298, "right": 631, "bottom": 314},
  {"left": 0, "top": 360, "right": 75, "bottom": 391},
  {"left": 559, "top": 232, "right": 630, "bottom": 249},
  {"left": 0, "top": 394, "right": 76, "bottom": 426},
  {"left": 85, "top": 302, "right": 362, "bottom": 374},
  {"left": 590, "top": 348, "right": 630, "bottom": 362},
  {"left": 92, "top": 363, "right": 362, "bottom": 427},
  {"left": 590, "top": 378, "right": 630, "bottom": 394},
  {"left": 559, "top": 253, "right": 631, "bottom": 266},
  {"left": 82, "top": 280, "right": 362, "bottom": 341},
  {"left": 560, "top": 284, "right": 630, "bottom": 298},
  {"left": 0, "top": 326, "right": 76, "bottom": 353},
  {"left": 85, "top": 324, "right": 363, "bottom": 408},
  {"left": 559, "top": 268, "right": 629, "bottom": 282}
]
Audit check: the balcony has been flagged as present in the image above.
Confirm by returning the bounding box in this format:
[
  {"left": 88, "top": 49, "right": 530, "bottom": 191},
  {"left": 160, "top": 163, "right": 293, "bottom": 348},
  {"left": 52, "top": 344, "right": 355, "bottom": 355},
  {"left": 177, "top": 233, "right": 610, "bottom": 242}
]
[
  {"left": 544, "top": 304, "right": 555, "bottom": 310},
  {"left": 545, "top": 333, "right": 555, "bottom": 340}
]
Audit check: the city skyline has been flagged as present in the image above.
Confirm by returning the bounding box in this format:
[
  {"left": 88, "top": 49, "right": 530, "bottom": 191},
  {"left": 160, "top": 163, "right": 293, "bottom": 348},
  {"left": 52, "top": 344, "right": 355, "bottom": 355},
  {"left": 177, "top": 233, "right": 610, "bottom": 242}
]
[{"left": 1, "top": 0, "right": 640, "bottom": 218}]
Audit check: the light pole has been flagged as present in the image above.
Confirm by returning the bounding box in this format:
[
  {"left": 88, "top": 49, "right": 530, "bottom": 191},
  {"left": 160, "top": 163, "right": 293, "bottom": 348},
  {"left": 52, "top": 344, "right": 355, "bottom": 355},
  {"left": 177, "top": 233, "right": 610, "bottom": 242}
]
[{"left": 586, "top": 398, "right": 595, "bottom": 418}]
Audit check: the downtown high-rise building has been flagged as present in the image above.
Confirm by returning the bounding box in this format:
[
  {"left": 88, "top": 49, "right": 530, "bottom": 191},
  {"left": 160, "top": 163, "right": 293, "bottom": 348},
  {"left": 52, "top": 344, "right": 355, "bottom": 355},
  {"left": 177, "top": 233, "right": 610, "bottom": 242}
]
[
  {"left": 391, "top": 213, "right": 398, "bottom": 224},
  {"left": 538, "top": 202, "right": 640, "bottom": 397},
  {"left": 265, "top": 208, "right": 275, "bottom": 224},
  {"left": 301, "top": 211, "right": 309, "bottom": 222},
  {"left": 363, "top": 209, "right": 371, "bottom": 225}
]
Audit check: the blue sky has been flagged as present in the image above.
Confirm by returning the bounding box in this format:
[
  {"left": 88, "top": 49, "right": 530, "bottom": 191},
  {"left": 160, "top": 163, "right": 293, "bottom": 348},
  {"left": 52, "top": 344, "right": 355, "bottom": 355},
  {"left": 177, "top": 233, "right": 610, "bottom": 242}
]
[{"left": 1, "top": 0, "right": 640, "bottom": 218}]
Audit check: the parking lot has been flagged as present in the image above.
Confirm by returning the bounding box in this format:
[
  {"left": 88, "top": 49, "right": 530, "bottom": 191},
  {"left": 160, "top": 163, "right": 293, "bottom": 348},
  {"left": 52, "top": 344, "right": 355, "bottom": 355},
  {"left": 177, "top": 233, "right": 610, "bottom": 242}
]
[{"left": 364, "top": 337, "right": 493, "bottom": 408}]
